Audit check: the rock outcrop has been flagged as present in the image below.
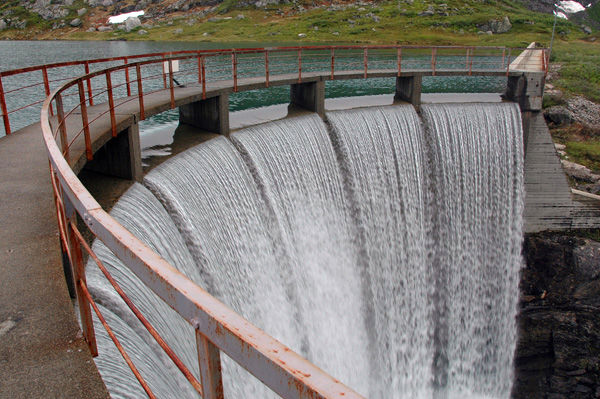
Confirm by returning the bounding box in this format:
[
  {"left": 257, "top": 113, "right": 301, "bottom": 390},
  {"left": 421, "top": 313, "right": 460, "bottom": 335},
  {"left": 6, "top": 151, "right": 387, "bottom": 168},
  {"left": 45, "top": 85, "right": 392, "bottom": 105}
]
[
  {"left": 544, "top": 97, "right": 600, "bottom": 128},
  {"left": 477, "top": 16, "right": 512, "bottom": 34},
  {"left": 515, "top": 233, "right": 600, "bottom": 399}
]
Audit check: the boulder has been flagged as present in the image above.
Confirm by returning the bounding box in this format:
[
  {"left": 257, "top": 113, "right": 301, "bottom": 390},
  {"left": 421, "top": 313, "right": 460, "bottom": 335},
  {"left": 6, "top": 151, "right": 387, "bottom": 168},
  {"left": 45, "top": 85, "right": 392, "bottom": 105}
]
[
  {"left": 478, "top": 16, "right": 512, "bottom": 34},
  {"left": 78, "top": 8, "right": 87, "bottom": 16},
  {"left": 97, "top": 25, "right": 113, "bottom": 31},
  {"left": 70, "top": 18, "right": 82, "bottom": 27},
  {"left": 0, "top": 20, "right": 6, "bottom": 31},
  {"left": 138, "top": 29, "right": 148, "bottom": 35},
  {"left": 561, "top": 160, "right": 600, "bottom": 183},
  {"left": 11, "top": 20, "right": 27, "bottom": 29},
  {"left": 124, "top": 16, "right": 141, "bottom": 32},
  {"left": 544, "top": 105, "right": 573, "bottom": 125}
]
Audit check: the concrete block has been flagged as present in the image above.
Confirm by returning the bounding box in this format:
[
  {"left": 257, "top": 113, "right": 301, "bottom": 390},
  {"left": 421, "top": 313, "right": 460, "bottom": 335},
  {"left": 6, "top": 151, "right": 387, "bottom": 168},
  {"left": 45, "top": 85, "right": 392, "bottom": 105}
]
[
  {"left": 83, "top": 121, "right": 142, "bottom": 182},
  {"left": 290, "top": 81, "right": 325, "bottom": 115},
  {"left": 179, "top": 94, "right": 230, "bottom": 135},
  {"left": 394, "top": 75, "right": 422, "bottom": 109}
]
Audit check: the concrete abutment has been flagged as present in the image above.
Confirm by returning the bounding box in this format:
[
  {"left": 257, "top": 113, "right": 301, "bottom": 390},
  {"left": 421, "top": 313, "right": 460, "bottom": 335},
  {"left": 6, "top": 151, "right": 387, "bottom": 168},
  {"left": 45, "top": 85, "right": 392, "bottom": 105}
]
[
  {"left": 84, "top": 121, "right": 142, "bottom": 182},
  {"left": 394, "top": 75, "right": 423, "bottom": 109},
  {"left": 290, "top": 81, "right": 325, "bottom": 116},
  {"left": 503, "top": 72, "right": 545, "bottom": 112},
  {"left": 179, "top": 94, "right": 230, "bottom": 135}
]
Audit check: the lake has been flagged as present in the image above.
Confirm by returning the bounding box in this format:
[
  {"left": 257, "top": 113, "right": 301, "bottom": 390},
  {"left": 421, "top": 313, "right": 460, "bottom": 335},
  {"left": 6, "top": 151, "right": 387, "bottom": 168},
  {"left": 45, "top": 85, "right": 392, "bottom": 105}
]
[{"left": 0, "top": 40, "right": 507, "bottom": 138}]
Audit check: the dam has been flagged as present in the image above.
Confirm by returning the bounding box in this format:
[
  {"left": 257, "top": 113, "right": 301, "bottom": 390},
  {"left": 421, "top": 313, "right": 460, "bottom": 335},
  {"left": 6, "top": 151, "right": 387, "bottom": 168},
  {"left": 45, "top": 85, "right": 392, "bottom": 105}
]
[{"left": 0, "top": 43, "right": 596, "bottom": 396}]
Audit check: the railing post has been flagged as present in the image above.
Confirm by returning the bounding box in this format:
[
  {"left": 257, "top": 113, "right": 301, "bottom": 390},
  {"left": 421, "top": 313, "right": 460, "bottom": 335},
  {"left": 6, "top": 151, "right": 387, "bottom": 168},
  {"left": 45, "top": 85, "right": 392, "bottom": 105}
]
[
  {"left": 363, "top": 47, "right": 368, "bottom": 78},
  {"left": 265, "top": 50, "right": 270, "bottom": 87},
  {"left": 298, "top": 49, "right": 302, "bottom": 83},
  {"left": 465, "top": 48, "right": 470, "bottom": 72},
  {"left": 162, "top": 57, "right": 168, "bottom": 89},
  {"left": 66, "top": 215, "right": 98, "bottom": 357},
  {"left": 136, "top": 64, "right": 145, "bottom": 121},
  {"left": 198, "top": 55, "right": 203, "bottom": 84},
  {"left": 0, "top": 75, "right": 11, "bottom": 136},
  {"left": 201, "top": 56, "right": 206, "bottom": 100},
  {"left": 232, "top": 51, "right": 238, "bottom": 92},
  {"left": 431, "top": 47, "right": 437, "bottom": 76},
  {"left": 42, "top": 67, "right": 55, "bottom": 116},
  {"left": 168, "top": 60, "right": 175, "bottom": 109},
  {"left": 195, "top": 328, "right": 224, "bottom": 399},
  {"left": 55, "top": 93, "right": 69, "bottom": 163},
  {"left": 331, "top": 47, "right": 335, "bottom": 80},
  {"left": 124, "top": 57, "right": 131, "bottom": 97},
  {"left": 84, "top": 61, "right": 94, "bottom": 106},
  {"left": 467, "top": 48, "right": 473, "bottom": 76},
  {"left": 501, "top": 48, "right": 506, "bottom": 69},
  {"left": 397, "top": 47, "right": 402, "bottom": 76},
  {"left": 77, "top": 80, "right": 93, "bottom": 161},
  {"left": 105, "top": 71, "right": 117, "bottom": 137}
]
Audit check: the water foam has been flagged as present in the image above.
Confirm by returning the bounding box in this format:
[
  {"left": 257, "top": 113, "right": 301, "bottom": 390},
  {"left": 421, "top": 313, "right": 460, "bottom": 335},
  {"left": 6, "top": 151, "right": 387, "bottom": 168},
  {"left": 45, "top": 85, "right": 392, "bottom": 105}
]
[{"left": 87, "top": 103, "right": 524, "bottom": 398}]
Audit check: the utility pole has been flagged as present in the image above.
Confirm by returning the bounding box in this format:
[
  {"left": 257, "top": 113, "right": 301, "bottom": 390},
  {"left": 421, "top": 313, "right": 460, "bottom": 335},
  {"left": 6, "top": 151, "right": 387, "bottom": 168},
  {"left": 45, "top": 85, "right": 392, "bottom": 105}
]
[{"left": 549, "top": 3, "right": 559, "bottom": 60}]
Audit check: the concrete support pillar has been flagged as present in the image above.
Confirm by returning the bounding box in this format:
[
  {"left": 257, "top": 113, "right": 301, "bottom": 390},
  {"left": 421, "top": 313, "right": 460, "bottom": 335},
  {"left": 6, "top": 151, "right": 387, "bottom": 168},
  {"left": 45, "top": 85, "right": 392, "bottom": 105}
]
[
  {"left": 394, "top": 75, "right": 422, "bottom": 109},
  {"left": 290, "top": 81, "right": 325, "bottom": 116},
  {"left": 84, "top": 120, "right": 142, "bottom": 182},
  {"left": 504, "top": 72, "right": 545, "bottom": 112},
  {"left": 179, "top": 94, "right": 230, "bottom": 135}
]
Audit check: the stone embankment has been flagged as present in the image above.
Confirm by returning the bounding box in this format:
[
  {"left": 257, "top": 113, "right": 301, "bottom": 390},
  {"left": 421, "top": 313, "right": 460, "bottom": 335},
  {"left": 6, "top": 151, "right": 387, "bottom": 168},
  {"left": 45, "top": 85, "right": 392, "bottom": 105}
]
[{"left": 515, "top": 233, "right": 600, "bottom": 399}]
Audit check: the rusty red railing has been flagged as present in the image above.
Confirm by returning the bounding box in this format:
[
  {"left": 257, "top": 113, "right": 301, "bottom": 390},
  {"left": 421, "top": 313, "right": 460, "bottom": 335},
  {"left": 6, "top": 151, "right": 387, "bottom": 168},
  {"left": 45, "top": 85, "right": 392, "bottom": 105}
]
[
  {"left": 36, "top": 45, "right": 547, "bottom": 398},
  {"left": 2, "top": 45, "right": 549, "bottom": 137}
]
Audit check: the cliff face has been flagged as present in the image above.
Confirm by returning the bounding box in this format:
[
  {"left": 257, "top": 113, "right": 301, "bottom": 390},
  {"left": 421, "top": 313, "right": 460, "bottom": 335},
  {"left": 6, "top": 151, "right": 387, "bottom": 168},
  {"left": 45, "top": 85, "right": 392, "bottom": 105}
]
[{"left": 515, "top": 233, "right": 600, "bottom": 399}]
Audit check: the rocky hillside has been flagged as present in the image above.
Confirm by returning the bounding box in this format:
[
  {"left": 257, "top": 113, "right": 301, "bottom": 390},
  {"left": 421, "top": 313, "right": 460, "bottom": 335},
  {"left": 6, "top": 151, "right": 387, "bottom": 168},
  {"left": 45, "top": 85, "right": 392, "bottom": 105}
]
[{"left": 0, "top": 0, "right": 597, "bottom": 41}]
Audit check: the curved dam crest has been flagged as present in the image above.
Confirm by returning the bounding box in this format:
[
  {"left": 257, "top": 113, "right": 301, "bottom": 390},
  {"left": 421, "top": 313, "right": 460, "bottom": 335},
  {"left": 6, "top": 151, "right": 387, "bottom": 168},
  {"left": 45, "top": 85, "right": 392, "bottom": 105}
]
[{"left": 86, "top": 102, "right": 524, "bottom": 398}]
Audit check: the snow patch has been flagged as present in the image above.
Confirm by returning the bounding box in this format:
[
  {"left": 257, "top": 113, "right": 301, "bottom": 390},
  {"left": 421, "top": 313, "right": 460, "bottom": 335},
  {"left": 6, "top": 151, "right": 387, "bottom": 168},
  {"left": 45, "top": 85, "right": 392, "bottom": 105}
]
[
  {"left": 557, "top": 1, "right": 586, "bottom": 14},
  {"left": 108, "top": 10, "right": 144, "bottom": 24}
]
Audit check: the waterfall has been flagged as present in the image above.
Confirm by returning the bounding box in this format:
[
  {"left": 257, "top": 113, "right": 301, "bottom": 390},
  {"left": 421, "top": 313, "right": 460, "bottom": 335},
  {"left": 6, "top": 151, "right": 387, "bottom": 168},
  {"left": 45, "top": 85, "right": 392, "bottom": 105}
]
[
  {"left": 421, "top": 103, "right": 524, "bottom": 398},
  {"left": 87, "top": 103, "right": 524, "bottom": 399}
]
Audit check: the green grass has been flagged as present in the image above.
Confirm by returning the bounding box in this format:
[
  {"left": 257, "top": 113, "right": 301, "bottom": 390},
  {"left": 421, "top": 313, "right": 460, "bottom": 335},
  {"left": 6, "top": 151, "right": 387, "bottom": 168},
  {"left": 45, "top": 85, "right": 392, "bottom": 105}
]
[
  {"left": 63, "top": 0, "right": 584, "bottom": 45},
  {"left": 565, "top": 141, "right": 600, "bottom": 173},
  {"left": 552, "top": 41, "right": 600, "bottom": 103}
]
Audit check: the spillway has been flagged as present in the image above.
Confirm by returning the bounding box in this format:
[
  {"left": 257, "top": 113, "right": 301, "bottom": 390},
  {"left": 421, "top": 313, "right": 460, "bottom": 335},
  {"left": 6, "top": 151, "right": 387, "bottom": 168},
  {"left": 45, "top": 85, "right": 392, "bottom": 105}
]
[{"left": 86, "top": 102, "right": 524, "bottom": 398}]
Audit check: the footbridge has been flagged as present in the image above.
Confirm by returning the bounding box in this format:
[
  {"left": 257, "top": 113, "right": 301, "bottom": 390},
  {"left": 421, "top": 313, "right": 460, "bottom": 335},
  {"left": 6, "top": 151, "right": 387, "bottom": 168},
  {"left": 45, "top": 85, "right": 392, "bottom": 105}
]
[{"left": 1, "top": 44, "right": 598, "bottom": 398}]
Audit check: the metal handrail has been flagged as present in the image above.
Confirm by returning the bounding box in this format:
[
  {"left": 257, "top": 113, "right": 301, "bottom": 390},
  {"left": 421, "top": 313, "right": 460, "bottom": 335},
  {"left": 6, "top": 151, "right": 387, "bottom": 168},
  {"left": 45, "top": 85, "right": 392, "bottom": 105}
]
[
  {"left": 3, "top": 45, "right": 547, "bottom": 136},
  {"left": 38, "top": 45, "right": 548, "bottom": 398}
]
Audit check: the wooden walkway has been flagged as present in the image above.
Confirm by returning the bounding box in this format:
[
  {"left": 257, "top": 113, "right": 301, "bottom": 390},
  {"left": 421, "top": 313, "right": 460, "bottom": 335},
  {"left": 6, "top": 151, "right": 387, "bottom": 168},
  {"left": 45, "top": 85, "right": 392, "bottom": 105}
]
[{"left": 523, "top": 112, "right": 600, "bottom": 232}]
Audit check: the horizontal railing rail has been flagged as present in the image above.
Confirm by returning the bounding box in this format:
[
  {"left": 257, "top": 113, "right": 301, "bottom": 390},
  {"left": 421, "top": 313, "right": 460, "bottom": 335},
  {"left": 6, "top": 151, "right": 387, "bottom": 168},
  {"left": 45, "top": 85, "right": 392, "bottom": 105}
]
[
  {"left": 3, "top": 45, "right": 548, "bottom": 136},
  {"left": 38, "top": 45, "right": 547, "bottom": 398}
]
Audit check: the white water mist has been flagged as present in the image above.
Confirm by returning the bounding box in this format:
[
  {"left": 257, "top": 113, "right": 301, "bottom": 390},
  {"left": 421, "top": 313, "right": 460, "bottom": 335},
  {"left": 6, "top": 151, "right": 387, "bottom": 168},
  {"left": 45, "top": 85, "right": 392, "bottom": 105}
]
[{"left": 87, "top": 103, "right": 524, "bottom": 399}]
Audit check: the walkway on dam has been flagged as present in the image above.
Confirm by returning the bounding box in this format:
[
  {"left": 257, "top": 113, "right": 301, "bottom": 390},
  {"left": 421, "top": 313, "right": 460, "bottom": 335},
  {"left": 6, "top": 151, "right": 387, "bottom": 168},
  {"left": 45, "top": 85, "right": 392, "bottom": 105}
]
[
  {"left": 523, "top": 112, "right": 600, "bottom": 232},
  {"left": 0, "top": 124, "right": 109, "bottom": 398},
  {"left": 1, "top": 91, "right": 599, "bottom": 398}
]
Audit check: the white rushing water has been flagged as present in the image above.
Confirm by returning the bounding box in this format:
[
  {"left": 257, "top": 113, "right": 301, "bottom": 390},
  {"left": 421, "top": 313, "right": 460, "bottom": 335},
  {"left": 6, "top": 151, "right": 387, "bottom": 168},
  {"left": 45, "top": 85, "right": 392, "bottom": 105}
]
[{"left": 87, "top": 103, "right": 524, "bottom": 398}]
